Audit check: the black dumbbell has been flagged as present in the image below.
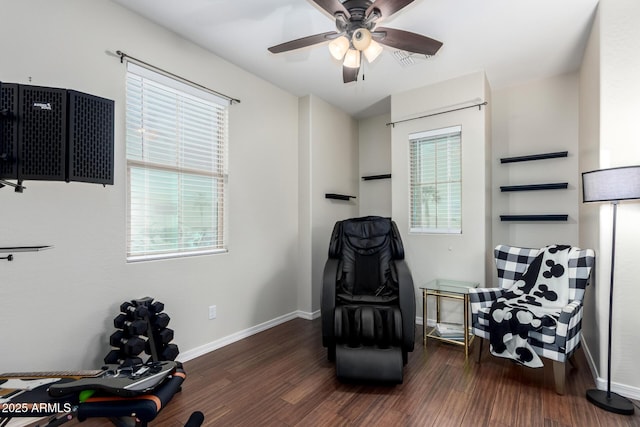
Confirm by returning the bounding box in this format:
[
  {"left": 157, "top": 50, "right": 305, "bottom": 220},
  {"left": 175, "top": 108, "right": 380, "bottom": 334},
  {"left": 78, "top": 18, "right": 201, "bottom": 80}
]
[
  {"left": 109, "top": 331, "right": 146, "bottom": 356},
  {"left": 104, "top": 349, "right": 124, "bottom": 365},
  {"left": 121, "top": 357, "right": 144, "bottom": 368},
  {"left": 104, "top": 350, "right": 143, "bottom": 367},
  {"left": 114, "top": 314, "right": 148, "bottom": 335},
  {"left": 152, "top": 313, "right": 170, "bottom": 329},
  {"left": 154, "top": 328, "right": 174, "bottom": 345},
  {"left": 120, "top": 302, "right": 148, "bottom": 319},
  {"left": 149, "top": 301, "right": 165, "bottom": 314},
  {"left": 160, "top": 343, "right": 179, "bottom": 361}
]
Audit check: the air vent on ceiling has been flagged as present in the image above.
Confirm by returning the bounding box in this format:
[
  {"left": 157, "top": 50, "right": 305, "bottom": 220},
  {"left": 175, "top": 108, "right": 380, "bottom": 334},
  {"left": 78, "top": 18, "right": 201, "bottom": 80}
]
[{"left": 393, "top": 50, "right": 434, "bottom": 67}]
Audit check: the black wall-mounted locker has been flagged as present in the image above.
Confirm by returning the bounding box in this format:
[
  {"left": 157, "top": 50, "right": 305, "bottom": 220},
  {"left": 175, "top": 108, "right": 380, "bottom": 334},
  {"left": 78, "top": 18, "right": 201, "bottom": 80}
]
[{"left": 0, "top": 82, "right": 114, "bottom": 186}]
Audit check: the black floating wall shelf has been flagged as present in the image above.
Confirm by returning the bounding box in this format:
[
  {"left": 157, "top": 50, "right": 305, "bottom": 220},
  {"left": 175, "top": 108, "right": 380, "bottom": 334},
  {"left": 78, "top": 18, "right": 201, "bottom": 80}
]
[
  {"left": 325, "top": 193, "right": 356, "bottom": 201},
  {"left": 500, "top": 183, "right": 568, "bottom": 192},
  {"left": 500, "top": 215, "right": 568, "bottom": 222},
  {"left": 362, "top": 174, "right": 391, "bottom": 181},
  {"left": 500, "top": 151, "right": 568, "bottom": 164},
  {"left": 0, "top": 246, "right": 52, "bottom": 252},
  {"left": 0, "top": 245, "right": 53, "bottom": 261}
]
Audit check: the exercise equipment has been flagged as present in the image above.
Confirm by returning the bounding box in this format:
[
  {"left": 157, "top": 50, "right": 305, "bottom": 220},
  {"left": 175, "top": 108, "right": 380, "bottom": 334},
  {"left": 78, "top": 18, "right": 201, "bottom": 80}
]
[
  {"left": 48, "top": 361, "right": 177, "bottom": 398},
  {"left": 113, "top": 314, "right": 147, "bottom": 335},
  {"left": 105, "top": 297, "right": 180, "bottom": 366},
  {"left": 109, "top": 331, "right": 146, "bottom": 356}
]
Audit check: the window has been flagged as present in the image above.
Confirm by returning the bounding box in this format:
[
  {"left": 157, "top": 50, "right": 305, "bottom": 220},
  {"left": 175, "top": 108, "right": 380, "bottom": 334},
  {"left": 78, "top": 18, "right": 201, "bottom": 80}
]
[
  {"left": 126, "top": 63, "right": 229, "bottom": 261},
  {"left": 409, "top": 125, "right": 462, "bottom": 234}
]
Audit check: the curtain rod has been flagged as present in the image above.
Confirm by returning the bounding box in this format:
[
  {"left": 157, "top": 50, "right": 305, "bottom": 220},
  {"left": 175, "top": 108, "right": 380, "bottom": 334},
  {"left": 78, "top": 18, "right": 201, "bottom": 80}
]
[
  {"left": 386, "top": 101, "right": 488, "bottom": 127},
  {"left": 116, "top": 50, "right": 241, "bottom": 104}
]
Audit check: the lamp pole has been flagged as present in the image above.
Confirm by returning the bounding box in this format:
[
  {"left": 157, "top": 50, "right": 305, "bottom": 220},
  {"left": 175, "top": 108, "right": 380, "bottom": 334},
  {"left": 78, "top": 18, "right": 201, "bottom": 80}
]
[{"left": 585, "top": 200, "right": 634, "bottom": 414}]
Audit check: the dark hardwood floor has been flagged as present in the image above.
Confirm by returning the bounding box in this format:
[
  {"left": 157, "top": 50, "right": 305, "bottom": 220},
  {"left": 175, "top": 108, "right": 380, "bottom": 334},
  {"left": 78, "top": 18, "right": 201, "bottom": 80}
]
[{"left": 68, "top": 318, "right": 640, "bottom": 426}]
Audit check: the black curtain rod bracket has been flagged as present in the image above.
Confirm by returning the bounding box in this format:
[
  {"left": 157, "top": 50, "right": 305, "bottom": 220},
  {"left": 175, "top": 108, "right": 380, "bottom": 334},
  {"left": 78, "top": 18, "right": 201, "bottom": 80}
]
[{"left": 115, "top": 50, "right": 241, "bottom": 105}]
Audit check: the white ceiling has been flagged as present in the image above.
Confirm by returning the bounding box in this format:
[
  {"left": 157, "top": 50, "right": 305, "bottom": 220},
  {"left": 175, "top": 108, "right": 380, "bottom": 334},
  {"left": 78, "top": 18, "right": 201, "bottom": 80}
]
[{"left": 112, "top": 0, "right": 599, "bottom": 118}]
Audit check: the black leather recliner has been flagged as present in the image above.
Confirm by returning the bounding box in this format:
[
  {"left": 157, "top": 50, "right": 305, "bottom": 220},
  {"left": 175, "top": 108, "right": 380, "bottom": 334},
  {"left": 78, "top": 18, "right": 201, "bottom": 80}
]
[{"left": 321, "top": 216, "right": 415, "bottom": 384}]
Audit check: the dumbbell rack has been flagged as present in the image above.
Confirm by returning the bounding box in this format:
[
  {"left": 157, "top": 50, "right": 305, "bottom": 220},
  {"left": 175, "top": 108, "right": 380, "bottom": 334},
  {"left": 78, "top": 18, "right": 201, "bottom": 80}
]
[{"left": 105, "top": 297, "right": 179, "bottom": 367}]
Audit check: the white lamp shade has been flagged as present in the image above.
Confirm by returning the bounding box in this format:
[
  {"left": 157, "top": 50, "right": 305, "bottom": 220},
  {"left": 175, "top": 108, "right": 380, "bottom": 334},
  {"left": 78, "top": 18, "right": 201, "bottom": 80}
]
[
  {"left": 343, "top": 49, "right": 361, "bottom": 68},
  {"left": 582, "top": 165, "right": 640, "bottom": 202},
  {"left": 352, "top": 28, "right": 372, "bottom": 51},
  {"left": 328, "top": 36, "right": 349, "bottom": 60},
  {"left": 363, "top": 40, "right": 383, "bottom": 63}
]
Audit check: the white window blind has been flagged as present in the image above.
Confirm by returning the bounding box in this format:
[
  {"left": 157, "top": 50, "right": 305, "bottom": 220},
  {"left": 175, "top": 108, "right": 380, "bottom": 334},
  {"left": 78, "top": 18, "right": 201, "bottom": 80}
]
[
  {"left": 126, "top": 62, "right": 229, "bottom": 261},
  {"left": 409, "top": 125, "right": 462, "bottom": 234}
]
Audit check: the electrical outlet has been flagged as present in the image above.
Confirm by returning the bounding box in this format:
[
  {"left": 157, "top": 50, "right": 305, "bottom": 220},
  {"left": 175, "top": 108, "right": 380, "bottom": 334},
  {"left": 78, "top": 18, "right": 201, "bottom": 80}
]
[{"left": 208, "top": 305, "right": 217, "bottom": 320}]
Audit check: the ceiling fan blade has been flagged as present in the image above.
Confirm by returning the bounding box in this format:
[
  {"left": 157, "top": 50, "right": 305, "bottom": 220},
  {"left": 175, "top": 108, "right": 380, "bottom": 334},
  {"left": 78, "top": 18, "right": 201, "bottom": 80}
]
[
  {"left": 343, "top": 65, "right": 359, "bottom": 83},
  {"left": 366, "top": 0, "right": 415, "bottom": 19},
  {"left": 268, "top": 31, "right": 339, "bottom": 54},
  {"left": 374, "top": 27, "right": 442, "bottom": 56},
  {"left": 311, "top": 0, "right": 350, "bottom": 18}
]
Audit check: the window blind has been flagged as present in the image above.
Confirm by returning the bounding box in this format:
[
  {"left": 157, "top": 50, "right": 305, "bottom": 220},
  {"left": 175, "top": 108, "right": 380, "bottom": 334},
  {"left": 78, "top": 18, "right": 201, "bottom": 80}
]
[
  {"left": 409, "top": 125, "right": 462, "bottom": 234},
  {"left": 126, "top": 62, "right": 229, "bottom": 260}
]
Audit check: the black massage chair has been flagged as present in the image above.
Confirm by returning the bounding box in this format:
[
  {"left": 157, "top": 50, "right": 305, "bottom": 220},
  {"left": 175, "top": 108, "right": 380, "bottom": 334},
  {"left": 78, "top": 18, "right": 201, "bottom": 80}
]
[{"left": 321, "top": 216, "right": 415, "bottom": 384}]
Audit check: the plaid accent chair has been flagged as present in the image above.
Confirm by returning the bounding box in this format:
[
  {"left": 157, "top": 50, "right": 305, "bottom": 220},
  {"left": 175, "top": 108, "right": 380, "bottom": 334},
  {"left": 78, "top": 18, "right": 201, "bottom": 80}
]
[{"left": 469, "top": 244, "right": 595, "bottom": 394}]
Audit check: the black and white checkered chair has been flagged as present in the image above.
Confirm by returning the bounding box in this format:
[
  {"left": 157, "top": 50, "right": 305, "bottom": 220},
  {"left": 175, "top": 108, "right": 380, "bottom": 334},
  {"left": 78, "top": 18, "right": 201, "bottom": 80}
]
[{"left": 469, "top": 244, "right": 595, "bottom": 394}]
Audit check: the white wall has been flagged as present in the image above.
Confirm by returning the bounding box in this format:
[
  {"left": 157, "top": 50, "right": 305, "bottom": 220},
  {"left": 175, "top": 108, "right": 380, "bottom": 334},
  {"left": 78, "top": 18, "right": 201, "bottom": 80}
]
[
  {"left": 579, "top": 0, "right": 640, "bottom": 399},
  {"left": 358, "top": 114, "right": 392, "bottom": 217},
  {"left": 0, "top": 0, "right": 300, "bottom": 370},
  {"left": 578, "top": 4, "right": 602, "bottom": 383},
  {"left": 298, "top": 95, "right": 359, "bottom": 313},
  {"left": 391, "top": 72, "right": 492, "bottom": 323},
  {"left": 491, "top": 73, "right": 581, "bottom": 250}
]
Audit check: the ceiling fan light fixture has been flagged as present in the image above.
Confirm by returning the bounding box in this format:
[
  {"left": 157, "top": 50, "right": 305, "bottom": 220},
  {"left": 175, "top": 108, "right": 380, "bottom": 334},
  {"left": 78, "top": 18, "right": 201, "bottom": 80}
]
[
  {"left": 343, "top": 49, "right": 361, "bottom": 68},
  {"left": 328, "top": 35, "right": 350, "bottom": 60},
  {"left": 352, "top": 28, "right": 372, "bottom": 51},
  {"left": 363, "top": 39, "right": 383, "bottom": 63}
]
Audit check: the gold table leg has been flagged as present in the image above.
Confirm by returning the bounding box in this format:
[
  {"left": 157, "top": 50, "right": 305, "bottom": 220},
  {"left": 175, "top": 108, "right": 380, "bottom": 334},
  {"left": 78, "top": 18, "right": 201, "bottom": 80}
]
[{"left": 422, "top": 289, "right": 427, "bottom": 346}]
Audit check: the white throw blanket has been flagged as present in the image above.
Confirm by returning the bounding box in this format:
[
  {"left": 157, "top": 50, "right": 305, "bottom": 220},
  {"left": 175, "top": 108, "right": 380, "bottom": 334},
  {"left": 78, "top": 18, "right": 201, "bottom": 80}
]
[{"left": 489, "top": 245, "right": 570, "bottom": 367}]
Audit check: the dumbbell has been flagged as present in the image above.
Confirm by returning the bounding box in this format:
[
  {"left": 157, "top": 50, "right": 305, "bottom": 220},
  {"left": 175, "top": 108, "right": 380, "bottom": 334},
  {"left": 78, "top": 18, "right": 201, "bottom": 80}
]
[
  {"left": 120, "top": 301, "right": 149, "bottom": 319},
  {"left": 151, "top": 313, "right": 170, "bottom": 329},
  {"left": 149, "top": 301, "right": 164, "bottom": 314},
  {"left": 114, "top": 314, "right": 148, "bottom": 335},
  {"left": 155, "top": 328, "right": 174, "bottom": 344},
  {"left": 144, "top": 328, "right": 174, "bottom": 355},
  {"left": 160, "top": 343, "right": 179, "bottom": 361},
  {"left": 109, "top": 331, "right": 146, "bottom": 356},
  {"left": 104, "top": 350, "right": 143, "bottom": 367}
]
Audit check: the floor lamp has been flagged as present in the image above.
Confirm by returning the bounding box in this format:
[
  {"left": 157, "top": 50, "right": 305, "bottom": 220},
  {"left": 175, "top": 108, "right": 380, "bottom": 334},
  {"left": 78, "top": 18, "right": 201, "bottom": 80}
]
[{"left": 582, "top": 165, "right": 640, "bottom": 415}]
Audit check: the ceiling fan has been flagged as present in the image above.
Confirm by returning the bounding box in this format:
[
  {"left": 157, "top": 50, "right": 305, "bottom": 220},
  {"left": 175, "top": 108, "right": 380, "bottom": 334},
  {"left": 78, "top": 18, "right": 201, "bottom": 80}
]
[{"left": 267, "top": 0, "right": 443, "bottom": 83}]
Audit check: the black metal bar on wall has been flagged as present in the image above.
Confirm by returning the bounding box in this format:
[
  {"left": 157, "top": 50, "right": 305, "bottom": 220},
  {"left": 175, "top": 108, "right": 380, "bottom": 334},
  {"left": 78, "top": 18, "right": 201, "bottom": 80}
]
[
  {"left": 386, "top": 101, "right": 488, "bottom": 127},
  {"left": 115, "top": 50, "right": 241, "bottom": 105}
]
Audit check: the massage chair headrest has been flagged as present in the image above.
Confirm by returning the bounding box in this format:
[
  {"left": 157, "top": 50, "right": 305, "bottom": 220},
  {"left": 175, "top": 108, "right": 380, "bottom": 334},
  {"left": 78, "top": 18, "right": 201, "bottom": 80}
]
[{"left": 328, "top": 216, "right": 404, "bottom": 260}]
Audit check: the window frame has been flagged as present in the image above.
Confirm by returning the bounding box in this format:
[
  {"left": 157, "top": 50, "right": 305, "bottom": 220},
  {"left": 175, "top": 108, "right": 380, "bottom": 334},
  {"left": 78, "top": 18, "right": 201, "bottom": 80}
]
[
  {"left": 125, "top": 62, "right": 230, "bottom": 262},
  {"left": 408, "top": 125, "right": 462, "bottom": 235}
]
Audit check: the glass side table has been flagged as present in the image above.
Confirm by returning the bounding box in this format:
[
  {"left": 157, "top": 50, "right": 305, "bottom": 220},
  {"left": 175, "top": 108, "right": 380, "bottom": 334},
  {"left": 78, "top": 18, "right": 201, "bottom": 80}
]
[{"left": 420, "top": 279, "right": 479, "bottom": 358}]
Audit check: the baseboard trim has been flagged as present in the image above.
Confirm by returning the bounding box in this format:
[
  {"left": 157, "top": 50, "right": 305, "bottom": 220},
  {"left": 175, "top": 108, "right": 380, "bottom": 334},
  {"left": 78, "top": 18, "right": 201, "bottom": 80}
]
[
  {"left": 296, "top": 309, "right": 321, "bottom": 320},
  {"left": 581, "top": 337, "right": 640, "bottom": 401},
  {"left": 178, "top": 310, "right": 319, "bottom": 363}
]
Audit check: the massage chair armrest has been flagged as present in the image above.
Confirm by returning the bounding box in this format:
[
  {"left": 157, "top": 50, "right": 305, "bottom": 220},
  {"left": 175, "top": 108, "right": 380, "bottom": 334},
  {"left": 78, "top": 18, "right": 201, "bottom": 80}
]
[
  {"left": 395, "top": 259, "right": 415, "bottom": 352},
  {"left": 469, "top": 287, "right": 504, "bottom": 314},
  {"left": 321, "top": 258, "right": 339, "bottom": 348}
]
